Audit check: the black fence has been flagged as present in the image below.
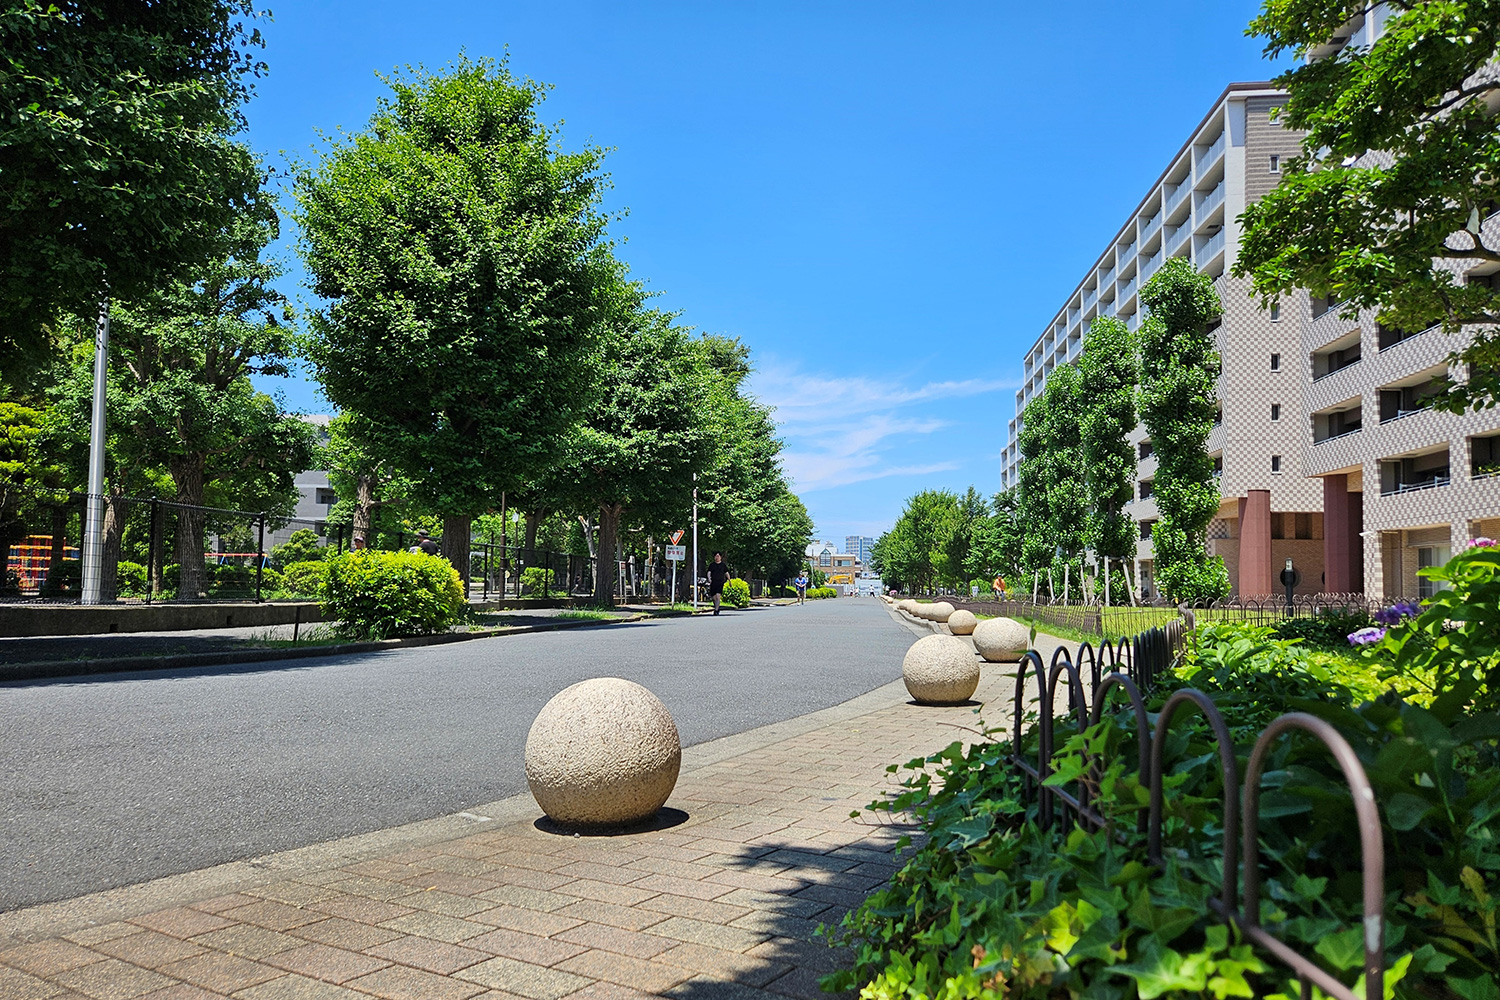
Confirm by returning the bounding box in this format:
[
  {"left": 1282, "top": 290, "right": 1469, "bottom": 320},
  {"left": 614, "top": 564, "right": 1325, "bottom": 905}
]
[{"left": 1008, "top": 627, "right": 1386, "bottom": 1000}]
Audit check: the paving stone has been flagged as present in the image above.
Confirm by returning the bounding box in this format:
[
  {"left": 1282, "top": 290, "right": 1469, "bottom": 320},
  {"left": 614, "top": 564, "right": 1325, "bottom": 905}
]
[
  {"left": 633, "top": 894, "right": 753, "bottom": 926},
  {"left": 550, "top": 863, "right": 646, "bottom": 887},
  {"left": 652, "top": 941, "right": 792, "bottom": 986},
  {"left": 216, "top": 902, "right": 324, "bottom": 933},
  {"left": 0, "top": 939, "right": 106, "bottom": 977},
  {"left": 156, "top": 951, "right": 282, "bottom": 993},
  {"left": 549, "top": 901, "right": 664, "bottom": 933},
  {"left": 463, "top": 928, "right": 587, "bottom": 967},
  {"left": 467, "top": 907, "right": 584, "bottom": 939},
  {"left": 486, "top": 868, "right": 571, "bottom": 892},
  {"left": 53, "top": 957, "right": 178, "bottom": 999},
  {"left": 61, "top": 923, "right": 139, "bottom": 947},
  {"left": 134, "top": 984, "right": 230, "bottom": 1000},
  {"left": 376, "top": 911, "right": 491, "bottom": 944},
  {"left": 264, "top": 943, "right": 389, "bottom": 984},
  {"left": 343, "top": 964, "right": 488, "bottom": 1000},
  {"left": 187, "top": 895, "right": 259, "bottom": 914},
  {"left": 287, "top": 917, "right": 403, "bottom": 952},
  {"left": 659, "top": 975, "right": 783, "bottom": 1000},
  {"left": 764, "top": 964, "right": 849, "bottom": 1000},
  {"left": 245, "top": 884, "right": 344, "bottom": 907},
  {"left": 625, "top": 874, "right": 734, "bottom": 902},
  {"left": 553, "top": 923, "right": 674, "bottom": 960},
  {"left": 551, "top": 880, "right": 657, "bottom": 907},
  {"left": 399, "top": 890, "right": 494, "bottom": 919},
  {"left": 320, "top": 878, "right": 419, "bottom": 903},
  {"left": 91, "top": 931, "right": 205, "bottom": 969},
  {"left": 232, "top": 973, "right": 369, "bottom": 999},
  {"left": 308, "top": 897, "right": 414, "bottom": 926},
  {"left": 558, "top": 981, "right": 657, "bottom": 1000},
  {"left": 644, "top": 917, "right": 767, "bottom": 953},
  {"left": 552, "top": 951, "right": 687, "bottom": 994},
  {"left": 453, "top": 957, "right": 591, "bottom": 1000},
  {"left": 0, "top": 963, "right": 72, "bottom": 1000},
  {"left": 187, "top": 925, "right": 304, "bottom": 961},
  {"left": 130, "top": 908, "right": 236, "bottom": 940},
  {"left": 399, "top": 873, "right": 497, "bottom": 897},
  {"left": 364, "top": 936, "right": 490, "bottom": 975}
]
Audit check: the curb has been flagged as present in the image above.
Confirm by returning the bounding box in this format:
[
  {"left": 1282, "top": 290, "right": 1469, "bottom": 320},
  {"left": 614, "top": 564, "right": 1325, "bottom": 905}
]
[{"left": 0, "top": 611, "right": 680, "bottom": 684}]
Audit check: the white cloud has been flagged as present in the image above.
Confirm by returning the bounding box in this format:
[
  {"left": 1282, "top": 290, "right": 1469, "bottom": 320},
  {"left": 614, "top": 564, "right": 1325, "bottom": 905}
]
[{"left": 749, "top": 362, "right": 1016, "bottom": 492}]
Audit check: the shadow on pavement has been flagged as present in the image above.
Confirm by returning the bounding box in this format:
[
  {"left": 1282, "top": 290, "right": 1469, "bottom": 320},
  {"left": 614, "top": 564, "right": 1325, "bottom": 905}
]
[{"left": 533, "top": 806, "right": 691, "bottom": 837}]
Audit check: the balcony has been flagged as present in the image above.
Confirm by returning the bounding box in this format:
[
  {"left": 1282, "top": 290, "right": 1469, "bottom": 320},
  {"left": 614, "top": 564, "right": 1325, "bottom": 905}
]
[
  {"left": 1377, "top": 323, "right": 1434, "bottom": 352},
  {"left": 1082, "top": 286, "right": 1098, "bottom": 309},
  {"left": 1140, "top": 249, "right": 1164, "bottom": 283},
  {"left": 1118, "top": 239, "right": 1137, "bottom": 264},
  {"left": 1196, "top": 131, "right": 1226, "bottom": 177},
  {"left": 1472, "top": 432, "right": 1500, "bottom": 479},
  {"left": 1196, "top": 181, "right": 1226, "bottom": 219},
  {"left": 1141, "top": 212, "right": 1163, "bottom": 243},
  {"left": 1380, "top": 448, "right": 1451, "bottom": 496},
  {"left": 1312, "top": 331, "right": 1362, "bottom": 380},
  {"left": 1167, "top": 223, "right": 1192, "bottom": 254},
  {"left": 1119, "top": 275, "right": 1137, "bottom": 302},
  {"left": 1100, "top": 265, "right": 1115, "bottom": 288},
  {"left": 1312, "top": 400, "right": 1362, "bottom": 443},
  {"left": 1195, "top": 229, "right": 1226, "bottom": 266},
  {"left": 1165, "top": 181, "right": 1191, "bottom": 216},
  {"left": 1379, "top": 367, "right": 1446, "bottom": 422}
]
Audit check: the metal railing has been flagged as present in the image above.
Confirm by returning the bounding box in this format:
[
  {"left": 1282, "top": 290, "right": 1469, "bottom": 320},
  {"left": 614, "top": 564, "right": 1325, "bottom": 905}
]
[
  {"left": 1141, "top": 211, "right": 1163, "bottom": 243},
  {"left": 1197, "top": 131, "right": 1227, "bottom": 176},
  {"left": 1008, "top": 630, "right": 1386, "bottom": 1000},
  {"left": 1196, "top": 181, "right": 1226, "bottom": 218},
  {"left": 1195, "top": 227, "right": 1226, "bottom": 265},
  {"left": 1165, "top": 180, "right": 1192, "bottom": 215}
]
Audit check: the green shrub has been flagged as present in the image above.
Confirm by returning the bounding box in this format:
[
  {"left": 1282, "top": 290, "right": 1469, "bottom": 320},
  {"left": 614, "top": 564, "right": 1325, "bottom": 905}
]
[
  {"left": 830, "top": 581, "right": 1499, "bottom": 1000},
  {"left": 323, "top": 550, "right": 465, "bottom": 640},
  {"left": 807, "top": 586, "right": 836, "bottom": 599},
  {"left": 39, "top": 558, "right": 80, "bottom": 596},
  {"left": 116, "top": 560, "right": 148, "bottom": 596},
  {"left": 1271, "top": 608, "right": 1372, "bottom": 650},
  {"left": 721, "top": 577, "right": 750, "bottom": 608},
  {"left": 520, "top": 565, "right": 551, "bottom": 596},
  {"left": 206, "top": 562, "right": 279, "bottom": 597},
  {"left": 270, "top": 528, "right": 327, "bottom": 569},
  {"left": 279, "top": 560, "right": 328, "bottom": 598}
]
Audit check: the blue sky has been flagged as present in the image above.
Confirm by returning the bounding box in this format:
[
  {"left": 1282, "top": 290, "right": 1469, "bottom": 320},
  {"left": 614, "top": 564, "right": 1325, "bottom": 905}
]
[{"left": 244, "top": 1, "right": 1288, "bottom": 543}]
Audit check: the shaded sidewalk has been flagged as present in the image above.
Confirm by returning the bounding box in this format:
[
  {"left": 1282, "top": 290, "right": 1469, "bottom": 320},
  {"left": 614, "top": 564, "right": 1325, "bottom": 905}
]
[{"left": 0, "top": 626, "right": 1062, "bottom": 1000}]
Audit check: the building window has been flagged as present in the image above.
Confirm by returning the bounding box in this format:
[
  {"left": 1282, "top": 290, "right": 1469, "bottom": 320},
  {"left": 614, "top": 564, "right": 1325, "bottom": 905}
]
[
  {"left": 1139, "top": 440, "right": 1154, "bottom": 460},
  {"left": 316, "top": 489, "right": 337, "bottom": 506},
  {"left": 1270, "top": 353, "right": 1281, "bottom": 372},
  {"left": 1269, "top": 154, "right": 1281, "bottom": 173},
  {"left": 1270, "top": 301, "right": 1281, "bottom": 321},
  {"left": 1139, "top": 479, "right": 1154, "bottom": 500},
  {"left": 1417, "top": 546, "right": 1451, "bottom": 599},
  {"left": 1271, "top": 403, "right": 1281, "bottom": 421},
  {"left": 1473, "top": 432, "right": 1500, "bottom": 479},
  {"left": 1271, "top": 455, "right": 1282, "bottom": 473}
]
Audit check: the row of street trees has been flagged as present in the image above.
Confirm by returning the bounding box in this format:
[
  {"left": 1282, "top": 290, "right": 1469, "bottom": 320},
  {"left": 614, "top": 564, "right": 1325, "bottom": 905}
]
[{"left": 0, "top": 14, "right": 811, "bottom": 602}]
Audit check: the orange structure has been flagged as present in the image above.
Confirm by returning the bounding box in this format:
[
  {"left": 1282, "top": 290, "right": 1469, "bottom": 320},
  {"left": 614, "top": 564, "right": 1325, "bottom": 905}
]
[{"left": 6, "top": 535, "right": 78, "bottom": 592}]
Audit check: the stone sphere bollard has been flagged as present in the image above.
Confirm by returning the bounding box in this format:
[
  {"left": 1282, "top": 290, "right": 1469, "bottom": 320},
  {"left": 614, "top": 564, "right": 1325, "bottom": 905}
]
[
  {"left": 948, "top": 609, "right": 978, "bottom": 635},
  {"left": 524, "top": 677, "right": 681, "bottom": 828},
  {"left": 972, "top": 617, "right": 1031, "bottom": 663},
  {"left": 902, "top": 634, "right": 981, "bottom": 704},
  {"left": 929, "top": 601, "right": 955, "bottom": 623},
  {"left": 897, "top": 599, "right": 915, "bottom": 614}
]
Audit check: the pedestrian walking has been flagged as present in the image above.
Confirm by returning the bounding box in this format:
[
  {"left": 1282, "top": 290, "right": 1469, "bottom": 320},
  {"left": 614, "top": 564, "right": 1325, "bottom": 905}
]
[
  {"left": 707, "top": 551, "right": 731, "bottom": 615},
  {"left": 794, "top": 569, "right": 809, "bottom": 605},
  {"left": 410, "top": 529, "right": 439, "bottom": 556}
]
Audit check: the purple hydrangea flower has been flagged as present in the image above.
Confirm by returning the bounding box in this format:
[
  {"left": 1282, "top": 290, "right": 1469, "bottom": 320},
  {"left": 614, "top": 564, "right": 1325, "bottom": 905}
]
[
  {"left": 1471, "top": 536, "right": 1497, "bottom": 549},
  {"left": 1373, "top": 601, "right": 1422, "bottom": 626},
  {"left": 1348, "top": 626, "right": 1387, "bottom": 646}
]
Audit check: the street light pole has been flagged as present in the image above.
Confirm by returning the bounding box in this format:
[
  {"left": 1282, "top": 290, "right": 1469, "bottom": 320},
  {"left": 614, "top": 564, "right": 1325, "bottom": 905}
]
[
  {"left": 691, "top": 473, "right": 698, "bottom": 609},
  {"left": 81, "top": 297, "right": 110, "bottom": 605}
]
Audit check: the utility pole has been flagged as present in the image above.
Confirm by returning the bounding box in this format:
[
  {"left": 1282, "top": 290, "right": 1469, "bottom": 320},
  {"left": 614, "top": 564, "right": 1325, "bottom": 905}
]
[
  {"left": 81, "top": 298, "right": 110, "bottom": 605},
  {"left": 691, "top": 473, "right": 699, "bottom": 609}
]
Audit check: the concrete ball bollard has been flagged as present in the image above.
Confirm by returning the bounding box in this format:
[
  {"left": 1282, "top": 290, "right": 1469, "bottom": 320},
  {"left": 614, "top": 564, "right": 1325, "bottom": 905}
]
[
  {"left": 947, "top": 609, "right": 978, "bottom": 635},
  {"left": 972, "top": 617, "right": 1031, "bottom": 663},
  {"left": 524, "top": 677, "right": 681, "bottom": 828},
  {"left": 902, "top": 634, "right": 981, "bottom": 704},
  {"left": 929, "top": 602, "right": 955, "bottom": 623}
]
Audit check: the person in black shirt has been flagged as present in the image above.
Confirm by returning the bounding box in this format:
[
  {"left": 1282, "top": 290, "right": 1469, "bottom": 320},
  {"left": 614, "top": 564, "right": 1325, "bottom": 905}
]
[{"left": 707, "top": 551, "right": 731, "bottom": 615}]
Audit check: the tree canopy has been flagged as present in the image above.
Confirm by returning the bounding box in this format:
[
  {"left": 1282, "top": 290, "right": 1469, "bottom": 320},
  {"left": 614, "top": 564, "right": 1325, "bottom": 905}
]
[
  {"left": 295, "top": 56, "right": 623, "bottom": 575},
  {"left": 0, "top": 0, "right": 264, "bottom": 372},
  {"left": 1236, "top": 0, "right": 1500, "bottom": 411}
]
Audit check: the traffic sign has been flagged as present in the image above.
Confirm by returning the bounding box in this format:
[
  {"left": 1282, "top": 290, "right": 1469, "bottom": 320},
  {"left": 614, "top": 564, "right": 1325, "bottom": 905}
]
[
  {"left": 666, "top": 544, "right": 686, "bottom": 561},
  {"left": 670, "top": 529, "right": 685, "bottom": 545}
]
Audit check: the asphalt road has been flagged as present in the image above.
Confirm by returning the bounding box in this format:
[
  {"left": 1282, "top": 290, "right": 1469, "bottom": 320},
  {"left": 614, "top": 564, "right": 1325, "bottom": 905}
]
[{"left": 0, "top": 599, "right": 916, "bottom": 911}]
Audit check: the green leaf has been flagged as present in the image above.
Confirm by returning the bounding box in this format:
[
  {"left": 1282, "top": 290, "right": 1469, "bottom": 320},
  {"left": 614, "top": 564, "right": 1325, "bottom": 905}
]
[
  {"left": 1313, "top": 926, "right": 1365, "bottom": 971},
  {"left": 1384, "top": 792, "right": 1433, "bottom": 832}
]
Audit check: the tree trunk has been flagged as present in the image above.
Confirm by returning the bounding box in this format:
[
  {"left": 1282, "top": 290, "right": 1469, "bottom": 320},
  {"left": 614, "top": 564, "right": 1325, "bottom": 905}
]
[
  {"left": 99, "top": 493, "right": 125, "bottom": 602},
  {"left": 524, "top": 510, "right": 543, "bottom": 560},
  {"left": 172, "top": 457, "right": 209, "bottom": 599},
  {"left": 441, "top": 514, "right": 472, "bottom": 597},
  {"left": 354, "top": 474, "right": 374, "bottom": 546},
  {"left": 592, "top": 504, "right": 623, "bottom": 604}
]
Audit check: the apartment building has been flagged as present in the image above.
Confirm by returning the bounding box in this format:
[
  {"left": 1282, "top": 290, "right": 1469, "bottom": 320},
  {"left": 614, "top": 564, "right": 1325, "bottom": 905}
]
[
  {"left": 1295, "top": 10, "right": 1500, "bottom": 602},
  {"left": 844, "top": 535, "right": 875, "bottom": 565},
  {"left": 1003, "top": 83, "right": 1325, "bottom": 599},
  {"left": 1004, "top": 71, "right": 1500, "bottom": 601}
]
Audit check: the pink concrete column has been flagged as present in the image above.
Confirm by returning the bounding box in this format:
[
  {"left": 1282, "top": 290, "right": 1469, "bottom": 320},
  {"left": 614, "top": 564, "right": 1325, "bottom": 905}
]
[
  {"left": 1240, "top": 490, "right": 1274, "bottom": 597},
  {"left": 1323, "top": 475, "right": 1351, "bottom": 593}
]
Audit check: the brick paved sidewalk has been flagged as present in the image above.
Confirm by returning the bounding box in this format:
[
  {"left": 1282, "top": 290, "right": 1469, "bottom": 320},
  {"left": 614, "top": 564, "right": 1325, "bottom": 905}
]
[{"left": 0, "top": 623, "right": 1069, "bottom": 1000}]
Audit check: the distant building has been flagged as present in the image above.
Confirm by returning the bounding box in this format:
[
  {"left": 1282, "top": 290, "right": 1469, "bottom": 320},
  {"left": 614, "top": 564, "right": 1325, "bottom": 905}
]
[
  {"left": 268, "top": 416, "right": 335, "bottom": 549},
  {"left": 844, "top": 535, "right": 875, "bottom": 564}
]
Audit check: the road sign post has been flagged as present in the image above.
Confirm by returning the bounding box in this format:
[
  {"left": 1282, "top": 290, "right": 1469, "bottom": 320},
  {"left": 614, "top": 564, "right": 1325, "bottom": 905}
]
[{"left": 666, "top": 543, "right": 686, "bottom": 603}]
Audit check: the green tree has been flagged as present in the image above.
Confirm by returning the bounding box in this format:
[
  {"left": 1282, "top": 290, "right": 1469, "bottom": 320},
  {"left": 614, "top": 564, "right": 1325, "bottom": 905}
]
[
  {"left": 1039, "top": 363, "right": 1087, "bottom": 566},
  {"left": 1236, "top": 0, "right": 1500, "bottom": 412},
  {"left": 44, "top": 197, "right": 314, "bottom": 598},
  {"left": 940, "top": 486, "right": 988, "bottom": 590},
  {"left": 1, "top": 1, "right": 263, "bottom": 372},
  {"left": 549, "top": 310, "right": 716, "bottom": 603},
  {"left": 1138, "top": 257, "right": 1230, "bottom": 603},
  {"left": 296, "top": 57, "right": 620, "bottom": 587},
  {"left": 1079, "top": 316, "right": 1139, "bottom": 584},
  {"left": 1015, "top": 391, "right": 1052, "bottom": 577},
  {"left": 989, "top": 488, "right": 1023, "bottom": 583},
  {"left": 323, "top": 413, "right": 412, "bottom": 550},
  {"left": 880, "top": 490, "right": 958, "bottom": 594}
]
